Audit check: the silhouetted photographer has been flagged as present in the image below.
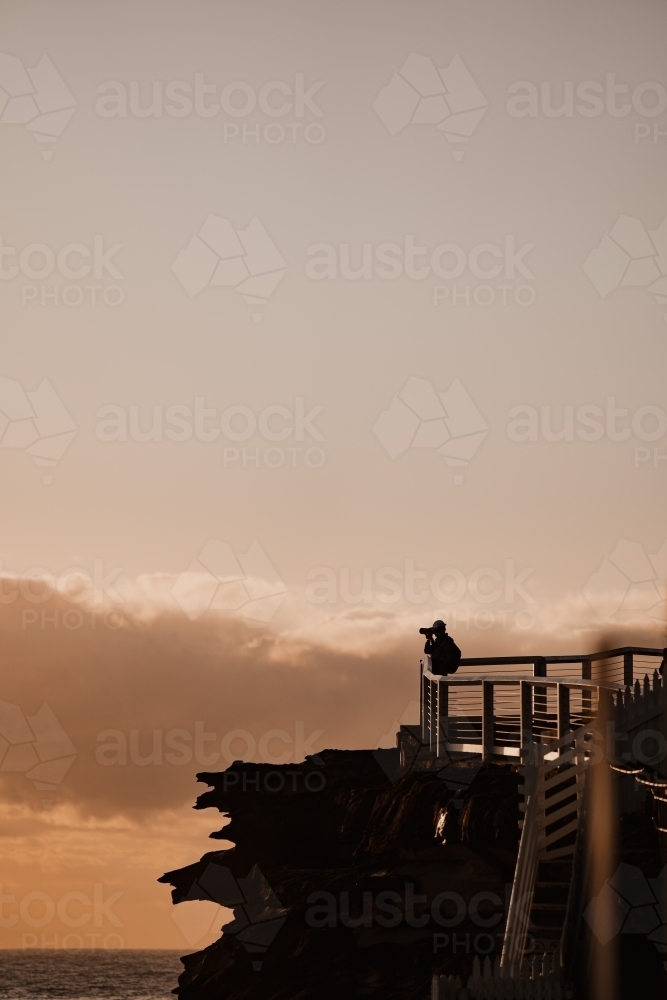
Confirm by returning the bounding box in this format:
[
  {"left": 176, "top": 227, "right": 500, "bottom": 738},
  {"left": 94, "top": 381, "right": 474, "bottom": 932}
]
[{"left": 420, "top": 620, "right": 461, "bottom": 675}]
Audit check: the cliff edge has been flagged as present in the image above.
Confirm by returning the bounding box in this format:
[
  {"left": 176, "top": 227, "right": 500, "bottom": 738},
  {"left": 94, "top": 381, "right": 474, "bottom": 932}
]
[{"left": 160, "top": 749, "right": 520, "bottom": 999}]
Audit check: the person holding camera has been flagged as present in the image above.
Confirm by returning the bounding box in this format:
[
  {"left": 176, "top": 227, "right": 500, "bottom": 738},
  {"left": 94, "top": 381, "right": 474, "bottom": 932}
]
[{"left": 420, "top": 620, "right": 461, "bottom": 675}]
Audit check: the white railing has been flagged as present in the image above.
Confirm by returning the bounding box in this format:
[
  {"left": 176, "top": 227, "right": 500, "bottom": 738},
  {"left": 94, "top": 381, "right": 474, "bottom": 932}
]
[
  {"left": 449, "top": 646, "right": 664, "bottom": 688},
  {"left": 532, "top": 727, "right": 589, "bottom": 861},
  {"left": 421, "top": 663, "right": 625, "bottom": 761},
  {"left": 420, "top": 646, "right": 664, "bottom": 757},
  {"left": 501, "top": 754, "right": 540, "bottom": 975},
  {"left": 501, "top": 726, "right": 589, "bottom": 977},
  {"left": 422, "top": 647, "right": 664, "bottom": 995}
]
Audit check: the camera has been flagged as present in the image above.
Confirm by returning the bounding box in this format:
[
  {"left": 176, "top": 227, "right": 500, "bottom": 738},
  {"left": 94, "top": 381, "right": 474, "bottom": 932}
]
[{"left": 419, "top": 627, "right": 435, "bottom": 636}]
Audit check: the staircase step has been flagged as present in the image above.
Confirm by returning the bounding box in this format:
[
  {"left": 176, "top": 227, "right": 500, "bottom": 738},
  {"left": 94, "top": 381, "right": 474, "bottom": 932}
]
[
  {"left": 537, "top": 862, "right": 572, "bottom": 883},
  {"left": 531, "top": 916, "right": 566, "bottom": 929},
  {"left": 534, "top": 887, "right": 569, "bottom": 905}
]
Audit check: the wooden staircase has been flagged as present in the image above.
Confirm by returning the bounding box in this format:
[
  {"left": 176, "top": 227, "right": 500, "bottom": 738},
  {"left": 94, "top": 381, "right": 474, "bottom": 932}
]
[
  {"left": 527, "top": 860, "right": 573, "bottom": 955},
  {"left": 501, "top": 727, "right": 589, "bottom": 980}
]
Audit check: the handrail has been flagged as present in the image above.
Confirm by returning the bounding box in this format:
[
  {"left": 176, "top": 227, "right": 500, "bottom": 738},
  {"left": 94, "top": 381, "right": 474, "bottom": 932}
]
[
  {"left": 559, "top": 764, "right": 590, "bottom": 985},
  {"left": 420, "top": 648, "right": 664, "bottom": 764},
  {"left": 420, "top": 662, "right": 631, "bottom": 762},
  {"left": 423, "top": 669, "right": 625, "bottom": 691},
  {"left": 502, "top": 727, "right": 589, "bottom": 979},
  {"left": 459, "top": 645, "right": 664, "bottom": 667},
  {"left": 423, "top": 648, "right": 665, "bottom": 988},
  {"left": 501, "top": 755, "right": 541, "bottom": 974}
]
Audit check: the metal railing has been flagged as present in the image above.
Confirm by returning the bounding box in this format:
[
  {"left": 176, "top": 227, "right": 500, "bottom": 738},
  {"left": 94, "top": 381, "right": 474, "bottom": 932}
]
[
  {"left": 501, "top": 754, "right": 540, "bottom": 974},
  {"left": 501, "top": 726, "right": 590, "bottom": 976},
  {"left": 559, "top": 770, "right": 589, "bottom": 986},
  {"left": 420, "top": 645, "right": 663, "bottom": 761},
  {"left": 422, "top": 668, "right": 624, "bottom": 760},
  {"left": 456, "top": 645, "right": 664, "bottom": 686},
  {"left": 425, "top": 648, "right": 664, "bottom": 995}
]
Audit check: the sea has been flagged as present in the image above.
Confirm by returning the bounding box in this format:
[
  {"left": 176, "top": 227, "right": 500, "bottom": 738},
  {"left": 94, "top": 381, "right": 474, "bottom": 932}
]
[{"left": 0, "top": 952, "right": 184, "bottom": 1000}]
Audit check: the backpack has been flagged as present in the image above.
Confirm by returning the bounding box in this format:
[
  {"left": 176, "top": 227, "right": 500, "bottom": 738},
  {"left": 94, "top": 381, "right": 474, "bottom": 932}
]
[{"left": 431, "top": 635, "right": 461, "bottom": 675}]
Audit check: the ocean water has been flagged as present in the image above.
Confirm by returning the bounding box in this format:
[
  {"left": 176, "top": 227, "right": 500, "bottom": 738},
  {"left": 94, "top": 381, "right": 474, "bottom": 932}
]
[{"left": 0, "top": 951, "right": 184, "bottom": 1000}]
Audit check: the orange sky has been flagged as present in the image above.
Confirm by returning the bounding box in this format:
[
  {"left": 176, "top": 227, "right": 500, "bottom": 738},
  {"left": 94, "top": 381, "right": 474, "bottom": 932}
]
[{"left": 1, "top": 0, "right": 666, "bottom": 951}]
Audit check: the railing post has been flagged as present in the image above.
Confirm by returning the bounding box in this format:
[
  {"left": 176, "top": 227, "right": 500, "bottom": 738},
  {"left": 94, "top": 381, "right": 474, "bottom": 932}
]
[
  {"left": 521, "top": 681, "right": 533, "bottom": 760},
  {"left": 533, "top": 657, "right": 547, "bottom": 677},
  {"left": 430, "top": 680, "right": 438, "bottom": 755},
  {"left": 419, "top": 659, "right": 424, "bottom": 740},
  {"left": 557, "top": 683, "right": 571, "bottom": 756},
  {"left": 582, "top": 658, "right": 592, "bottom": 717},
  {"left": 482, "top": 681, "right": 494, "bottom": 760},
  {"left": 501, "top": 755, "right": 539, "bottom": 974},
  {"left": 422, "top": 672, "right": 430, "bottom": 744},
  {"left": 624, "top": 650, "right": 634, "bottom": 687},
  {"left": 437, "top": 679, "right": 448, "bottom": 758},
  {"left": 533, "top": 657, "right": 547, "bottom": 733}
]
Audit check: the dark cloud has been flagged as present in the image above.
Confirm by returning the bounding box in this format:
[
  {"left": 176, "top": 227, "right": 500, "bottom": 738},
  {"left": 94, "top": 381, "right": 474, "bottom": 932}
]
[
  {"left": 0, "top": 596, "right": 417, "bottom": 819},
  {"left": 0, "top": 594, "right": 661, "bottom": 820}
]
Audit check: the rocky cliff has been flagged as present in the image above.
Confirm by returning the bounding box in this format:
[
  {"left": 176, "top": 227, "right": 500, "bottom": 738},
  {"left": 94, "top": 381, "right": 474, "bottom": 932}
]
[{"left": 159, "top": 749, "right": 520, "bottom": 999}]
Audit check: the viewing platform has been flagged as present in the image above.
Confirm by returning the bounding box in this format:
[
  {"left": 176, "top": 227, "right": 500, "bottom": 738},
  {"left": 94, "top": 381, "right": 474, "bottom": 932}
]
[{"left": 400, "top": 645, "right": 666, "bottom": 768}]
